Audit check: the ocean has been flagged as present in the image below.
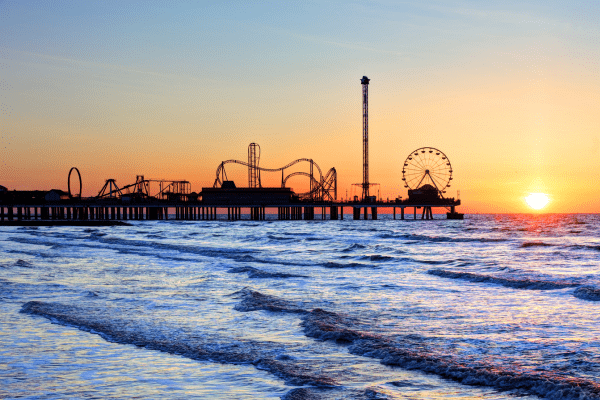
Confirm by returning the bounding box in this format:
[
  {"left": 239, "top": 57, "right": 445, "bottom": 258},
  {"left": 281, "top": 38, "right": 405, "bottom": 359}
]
[{"left": 1, "top": 214, "right": 599, "bottom": 399}]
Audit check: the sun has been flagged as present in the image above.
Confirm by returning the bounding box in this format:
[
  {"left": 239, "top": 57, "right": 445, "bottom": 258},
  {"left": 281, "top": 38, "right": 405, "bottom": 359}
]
[{"left": 525, "top": 193, "right": 550, "bottom": 210}]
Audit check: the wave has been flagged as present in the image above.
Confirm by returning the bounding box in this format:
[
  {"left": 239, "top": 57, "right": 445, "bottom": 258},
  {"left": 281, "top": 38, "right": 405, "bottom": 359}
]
[
  {"left": 359, "top": 255, "right": 394, "bottom": 262},
  {"left": 427, "top": 269, "right": 579, "bottom": 290},
  {"left": 1, "top": 259, "right": 35, "bottom": 268},
  {"left": 14, "top": 259, "right": 34, "bottom": 268},
  {"left": 406, "top": 258, "right": 452, "bottom": 265},
  {"left": 573, "top": 287, "right": 600, "bottom": 302},
  {"left": 520, "top": 241, "right": 555, "bottom": 248},
  {"left": 378, "top": 233, "right": 507, "bottom": 244},
  {"left": 266, "top": 235, "right": 296, "bottom": 241},
  {"left": 20, "top": 301, "right": 335, "bottom": 387},
  {"left": 281, "top": 387, "right": 387, "bottom": 400},
  {"left": 8, "top": 237, "right": 64, "bottom": 248},
  {"left": 227, "top": 267, "right": 308, "bottom": 279},
  {"left": 321, "top": 262, "right": 375, "bottom": 269},
  {"left": 233, "top": 289, "right": 307, "bottom": 314},
  {"left": 233, "top": 291, "right": 600, "bottom": 399},
  {"left": 341, "top": 243, "right": 367, "bottom": 252},
  {"left": 570, "top": 245, "right": 600, "bottom": 252}
]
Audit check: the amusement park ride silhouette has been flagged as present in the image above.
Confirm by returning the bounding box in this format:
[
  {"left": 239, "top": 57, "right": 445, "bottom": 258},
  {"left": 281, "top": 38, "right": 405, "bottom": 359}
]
[
  {"left": 212, "top": 143, "right": 337, "bottom": 202},
  {"left": 0, "top": 76, "right": 463, "bottom": 223}
]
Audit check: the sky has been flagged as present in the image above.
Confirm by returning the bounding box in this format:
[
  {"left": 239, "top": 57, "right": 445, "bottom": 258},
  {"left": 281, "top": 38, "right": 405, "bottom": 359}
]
[{"left": 1, "top": 0, "right": 599, "bottom": 213}]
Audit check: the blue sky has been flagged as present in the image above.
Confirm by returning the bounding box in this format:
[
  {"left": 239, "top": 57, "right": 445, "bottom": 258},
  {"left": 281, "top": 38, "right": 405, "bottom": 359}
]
[{"left": 1, "top": 1, "right": 599, "bottom": 211}]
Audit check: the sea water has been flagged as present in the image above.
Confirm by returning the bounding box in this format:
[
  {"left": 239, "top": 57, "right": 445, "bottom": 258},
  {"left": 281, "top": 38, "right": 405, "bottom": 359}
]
[{"left": 1, "top": 214, "right": 599, "bottom": 399}]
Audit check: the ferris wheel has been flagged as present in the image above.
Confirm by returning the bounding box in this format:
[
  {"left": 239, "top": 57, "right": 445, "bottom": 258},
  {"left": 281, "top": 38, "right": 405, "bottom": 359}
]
[{"left": 402, "top": 147, "right": 453, "bottom": 193}]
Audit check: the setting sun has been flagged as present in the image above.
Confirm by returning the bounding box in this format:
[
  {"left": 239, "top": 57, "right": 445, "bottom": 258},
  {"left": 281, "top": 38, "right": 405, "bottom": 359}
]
[{"left": 525, "top": 193, "right": 550, "bottom": 210}]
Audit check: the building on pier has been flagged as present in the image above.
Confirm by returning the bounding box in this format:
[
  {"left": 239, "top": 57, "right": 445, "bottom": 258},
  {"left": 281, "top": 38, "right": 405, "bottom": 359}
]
[
  {"left": 200, "top": 186, "right": 296, "bottom": 205},
  {"left": 45, "top": 189, "right": 70, "bottom": 202}
]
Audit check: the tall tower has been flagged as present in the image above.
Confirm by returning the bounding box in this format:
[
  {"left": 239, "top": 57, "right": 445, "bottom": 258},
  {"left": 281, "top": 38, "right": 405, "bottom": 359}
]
[{"left": 361, "top": 76, "right": 370, "bottom": 200}]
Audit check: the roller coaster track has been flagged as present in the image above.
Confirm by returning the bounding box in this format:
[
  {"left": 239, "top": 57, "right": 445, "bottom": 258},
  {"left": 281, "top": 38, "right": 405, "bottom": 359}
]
[
  {"left": 96, "top": 177, "right": 191, "bottom": 200},
  {"left": 214, "top": 159, "right": 336, "bottom": 201}
]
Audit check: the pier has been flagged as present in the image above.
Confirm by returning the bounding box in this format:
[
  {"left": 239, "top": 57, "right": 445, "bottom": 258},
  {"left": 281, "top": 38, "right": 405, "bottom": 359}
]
[
  {"left": 1, "top": 76, "right": 464, "bottom": 224},
  {"left": 0, "top": 199, "right": 462, "bottom": 223}
]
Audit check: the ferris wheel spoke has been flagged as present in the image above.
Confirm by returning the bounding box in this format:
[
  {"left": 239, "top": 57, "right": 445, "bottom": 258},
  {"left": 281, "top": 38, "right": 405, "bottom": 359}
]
[
  {"left": 430, "top": 156, "right": 448, "bottom": 171},
  {"left": 429, "top": 170, "right": 450, "bottom": 180},
  {"left": 429, "top": 170, "right": 448, "bottom": 180},
  {"left": 412, "top": 155, "right": 428, "bottom": 171},
  {"left": 402, "top": 147, "right": 453, "bottom": 190},
  {"left": 405, "top": 171, "right": 422, "bottom": 179},
  {"left": 430, "top": 175, "right": 447, "bottom": 190},
  {"left": 417, "top": 156, "right": 431, "bottom": 171},
  {"left": 406, "top": 174, "right": 423, "bottom": 183},
  {"left": 407, "top": 175, "right": 425, "bottom": 186}
]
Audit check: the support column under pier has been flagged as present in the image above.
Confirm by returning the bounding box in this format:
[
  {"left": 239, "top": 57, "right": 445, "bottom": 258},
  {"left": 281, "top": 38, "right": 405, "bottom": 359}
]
[
  {"left": 371, "top": 207, "right": 377, "bottom": 220},
  {"left": 330, "top": 206, "right": 338, "bottom": 220},
  {"left": 353, "top": 207, "right": 360, "bottom": 220}
]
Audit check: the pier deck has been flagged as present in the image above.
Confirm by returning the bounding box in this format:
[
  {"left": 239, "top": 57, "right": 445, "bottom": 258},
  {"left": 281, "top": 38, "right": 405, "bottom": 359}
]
[{"left": 0, "top": 199, "right": 462, "bottom": 223}]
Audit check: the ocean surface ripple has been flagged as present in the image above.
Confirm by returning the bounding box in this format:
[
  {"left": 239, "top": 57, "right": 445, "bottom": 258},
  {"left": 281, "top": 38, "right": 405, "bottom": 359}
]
[{"left": 1, "top": 213, "right": 600, "bottom": 399}]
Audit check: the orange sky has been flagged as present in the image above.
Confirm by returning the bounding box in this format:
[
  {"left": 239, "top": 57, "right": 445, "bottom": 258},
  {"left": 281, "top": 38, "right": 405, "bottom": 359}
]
[{"left": 1, "top": 2, "right": 599, "bottom": 213}]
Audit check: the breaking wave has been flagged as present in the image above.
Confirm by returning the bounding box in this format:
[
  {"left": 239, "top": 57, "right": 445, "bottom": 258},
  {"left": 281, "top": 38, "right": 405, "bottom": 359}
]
[
  {"left": 234, "top": 290, "right": 600, "bottom": 399},
  {"left": 427, "top": 269, "right": 579, "bottom": 290},
  {"left": 573, "top": 287, "right": 600, "bottom": 302},
  {"left": 233, "top": 289, "right": 307, "bottom": 314},
  {"left": 20, "top": 301, "right": 335, "bottom": 387}
]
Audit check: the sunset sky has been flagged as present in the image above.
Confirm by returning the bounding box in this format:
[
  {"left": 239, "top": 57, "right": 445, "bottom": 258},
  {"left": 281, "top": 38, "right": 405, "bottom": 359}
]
[{"left": 1, "top": 1, "right": 599, "bottom": 213}]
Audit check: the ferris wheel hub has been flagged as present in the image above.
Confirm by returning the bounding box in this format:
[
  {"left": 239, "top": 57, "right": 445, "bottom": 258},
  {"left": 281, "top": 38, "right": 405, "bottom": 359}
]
[{"left": 402, "top": 147, "right": 453, "bottom": 193}]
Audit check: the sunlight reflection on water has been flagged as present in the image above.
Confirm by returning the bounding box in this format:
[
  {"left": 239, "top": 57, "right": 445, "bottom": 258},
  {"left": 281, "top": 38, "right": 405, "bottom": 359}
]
[{"left": 1, "top": 214, "right": 599, "bottom": 399}]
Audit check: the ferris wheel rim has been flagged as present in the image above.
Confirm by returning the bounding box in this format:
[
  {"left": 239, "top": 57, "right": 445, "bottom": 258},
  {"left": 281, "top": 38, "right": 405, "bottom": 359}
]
[{"left": 401, "top": 147, "right": 452, "bottom": 191}]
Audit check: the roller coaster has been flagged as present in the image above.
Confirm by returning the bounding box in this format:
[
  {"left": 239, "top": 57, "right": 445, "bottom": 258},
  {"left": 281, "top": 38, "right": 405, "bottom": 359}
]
[
  {"left": 96, "top": 175, "right": 192, "bottom": 201},
  {"left": 213, "top": 143, "right": 337, "bottom": 202}
]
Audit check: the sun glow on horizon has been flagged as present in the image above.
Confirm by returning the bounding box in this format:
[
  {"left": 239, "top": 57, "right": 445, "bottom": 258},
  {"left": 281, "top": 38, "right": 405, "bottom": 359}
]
[{"left": 525, "top": 193, "right": 550, "bottom": 210}]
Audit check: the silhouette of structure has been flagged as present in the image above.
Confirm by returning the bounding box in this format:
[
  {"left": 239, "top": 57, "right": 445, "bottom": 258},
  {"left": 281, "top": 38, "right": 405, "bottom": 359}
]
[
  {"left": 362, "top": 76, "right": 370, "bottom": 199},
  {"left": 212, "top": 143, "right": 337, "bottom": 202},
  {"left": 248, "top": 143, "right": 261, "bottom": 188},
  {"left": 96, "top": 175, "right": 192, "bottom": 202},
  {"left": 0, "top": 76, "right": 464, "bottom": 224},
  {"left": 353, "top": 76, "right": 379, "bottom": 203},
  {"left": 67, "top": 167, "right": 82, "bottom": 199},
  {"left": 402, "top": 147, "right": 462, "bottom": 219}
]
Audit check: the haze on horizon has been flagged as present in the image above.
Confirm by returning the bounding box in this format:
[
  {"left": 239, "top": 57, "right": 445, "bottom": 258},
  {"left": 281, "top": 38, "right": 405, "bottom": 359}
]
[{"left": 1, "top": 1, "right": 598, "bottom": 213}]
